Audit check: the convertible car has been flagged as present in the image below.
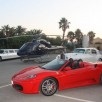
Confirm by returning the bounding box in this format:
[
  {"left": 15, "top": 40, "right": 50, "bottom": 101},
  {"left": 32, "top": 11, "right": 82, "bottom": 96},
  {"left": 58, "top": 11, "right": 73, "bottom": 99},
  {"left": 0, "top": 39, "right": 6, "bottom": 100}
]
[{"left": 11, "top": 58, "right": 102, "bottom": 96}]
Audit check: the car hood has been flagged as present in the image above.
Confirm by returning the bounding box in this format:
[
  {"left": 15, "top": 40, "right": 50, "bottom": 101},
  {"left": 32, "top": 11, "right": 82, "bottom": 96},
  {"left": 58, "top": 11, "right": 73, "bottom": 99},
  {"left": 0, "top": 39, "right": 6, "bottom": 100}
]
[
  {"left": 12, "top": 66, "right": 56, "bottom": 80},
  {"left": 64, "top": 53, "right": 84, "bottom": 59}
]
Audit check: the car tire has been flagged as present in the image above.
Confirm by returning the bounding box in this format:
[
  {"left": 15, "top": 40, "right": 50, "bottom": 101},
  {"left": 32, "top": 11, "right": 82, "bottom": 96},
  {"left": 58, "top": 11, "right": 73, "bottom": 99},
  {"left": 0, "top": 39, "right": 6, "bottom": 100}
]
[
  {"left": 100, "top": 74, "right": 102, "bottom": 85},
  {"left": 0, "top": 56, "right": 2, "bottom": 62},
  {"left": 40, "top": 78, "right": 58, "bottom": 96}
]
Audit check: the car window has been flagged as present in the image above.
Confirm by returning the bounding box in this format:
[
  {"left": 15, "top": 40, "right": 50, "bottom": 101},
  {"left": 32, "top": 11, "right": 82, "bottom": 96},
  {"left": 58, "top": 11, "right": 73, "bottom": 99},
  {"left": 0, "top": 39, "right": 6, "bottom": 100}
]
[
  {"left": 4, "top": 50, "right": 8, "bottom": 53},
  {"left": 73, "top": 49, "right": 85, "bottom": 53},
  {"left": 0, "top": 50, "right": 4, "bottom": 54},
  {"left": 15, "top": 49, "right": 18, "bottom": 52},
  {"left": 9, "top": 50, "right": 14, "bottom": 53},
  {"left": 42, "top": 59, "right": 66, "bottom": 71},
  {"left": 91, "top": 49, "right": 97, "bottom": 54},
  {"left": 85, "top": 49, "right": 91, "bottom": 54}
]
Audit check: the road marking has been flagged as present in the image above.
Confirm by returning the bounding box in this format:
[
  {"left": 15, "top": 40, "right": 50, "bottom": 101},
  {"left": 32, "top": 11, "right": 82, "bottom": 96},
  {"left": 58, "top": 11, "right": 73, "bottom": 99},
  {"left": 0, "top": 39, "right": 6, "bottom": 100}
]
[
  {"left": 0, "top": 84, "right": 11, "bottom": 89},
  {"left": 55, "top": 94, "right": 95, "bottom": 102}
]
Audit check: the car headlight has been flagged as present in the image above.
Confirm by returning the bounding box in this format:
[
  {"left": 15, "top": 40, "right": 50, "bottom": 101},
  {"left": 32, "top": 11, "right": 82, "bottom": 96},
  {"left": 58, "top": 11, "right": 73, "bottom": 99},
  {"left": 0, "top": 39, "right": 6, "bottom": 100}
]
[{"left": 26, "top": 74, "right": 37, "bottom": 79}]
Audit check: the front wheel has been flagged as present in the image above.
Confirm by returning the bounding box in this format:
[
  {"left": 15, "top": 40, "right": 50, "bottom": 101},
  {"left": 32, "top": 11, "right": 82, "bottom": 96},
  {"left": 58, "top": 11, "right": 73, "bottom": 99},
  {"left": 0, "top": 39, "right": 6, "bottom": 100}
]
[{"left": 40, "top": 78, "right": 58, "bottom": 96}]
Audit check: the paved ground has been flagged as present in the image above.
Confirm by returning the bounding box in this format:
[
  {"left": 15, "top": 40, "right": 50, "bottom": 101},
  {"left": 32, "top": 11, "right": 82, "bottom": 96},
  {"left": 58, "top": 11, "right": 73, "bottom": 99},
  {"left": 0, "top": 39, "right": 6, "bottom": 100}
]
[{"left": 0, "top": 54, "right": 102, "bottom": 102}]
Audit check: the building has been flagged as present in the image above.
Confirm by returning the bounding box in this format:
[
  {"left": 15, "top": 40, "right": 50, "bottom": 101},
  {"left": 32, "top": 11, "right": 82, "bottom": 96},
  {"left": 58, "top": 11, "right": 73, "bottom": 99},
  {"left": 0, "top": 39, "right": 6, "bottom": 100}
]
[
  {"left": 82, "top": 35, "right": 89, "bottom": 48},
  {"left": 82, "top": 35, "right": 102, "bottom": 51},
  {"left": 90, "top": 37, "right": 102, "bottom": 50}
]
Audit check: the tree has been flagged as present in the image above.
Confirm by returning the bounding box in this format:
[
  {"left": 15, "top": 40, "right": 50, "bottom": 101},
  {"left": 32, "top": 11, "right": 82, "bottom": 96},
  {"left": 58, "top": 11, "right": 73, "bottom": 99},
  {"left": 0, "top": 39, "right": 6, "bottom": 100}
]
[
  {"left": 15, "top": 26, "right": 26, "bottom": 35},
  {"left": 0, "top": 30, "right": 5, "bottom": 38},
  {"left": 75, "top": 29, "right": 83, "bottom": 47},
  {"left": 0, "top": 25, "right": 16, "bottom": 37},
  {"left": 67, "top": 31, "right": 75, "bottom": 43},
  {"left": 32, "top": 29, "right": 42, "bottom": 34},
  {"left": 26, "top": 29, "right": 43, "bottom": 40},
  {"left": 59, "top": 17, "right": 70, "bottom": 45},
  {"left": 1, "top": 25, "right": 10, "bottom": 37},
  {"left": 9, "top": 27, "right": 16, "bottom": 36},
  {"left": 87, "top": 31, "right": 95, "bottom": 44},
  {"left": 55, "top": 36, "right": 62, "bottom": 45},
  {"left": 26, "top": 29, "right": 42, "bottom": 35}
]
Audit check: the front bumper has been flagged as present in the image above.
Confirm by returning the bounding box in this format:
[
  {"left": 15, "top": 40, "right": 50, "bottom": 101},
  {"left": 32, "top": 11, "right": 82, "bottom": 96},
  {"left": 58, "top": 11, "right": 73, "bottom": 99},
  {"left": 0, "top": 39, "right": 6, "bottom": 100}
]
[{"left": 11, "top": 79, "right": 40, "bottom": 94}]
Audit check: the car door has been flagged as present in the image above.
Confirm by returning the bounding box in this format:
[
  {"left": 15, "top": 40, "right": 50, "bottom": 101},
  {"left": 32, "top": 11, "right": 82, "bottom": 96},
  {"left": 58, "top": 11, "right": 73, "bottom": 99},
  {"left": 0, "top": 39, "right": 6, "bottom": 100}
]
[
  {"left": 8, "top": 49, "right": 15, "bottom": 59},
  {"left": 60, "top": 66, "right": 93, "bottom": 89},
  {"left": 2, "top": 50, "right": 9, "bottom": 59},
  {"left": 84, "top": 49, "right": 97, "bottom": 62},
  {"left": 90, "top": 49, "right": 97, "bottom": 62},
  {"left": 84, "top": 49, "right": 93, "bottom": 62}
]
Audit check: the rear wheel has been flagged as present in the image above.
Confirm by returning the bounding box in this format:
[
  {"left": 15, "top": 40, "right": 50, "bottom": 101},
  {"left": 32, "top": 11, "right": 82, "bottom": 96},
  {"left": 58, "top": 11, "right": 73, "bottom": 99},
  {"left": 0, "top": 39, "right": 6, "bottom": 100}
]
[{"left": 40, "top": 78, "right": 58, "bottom": 96}]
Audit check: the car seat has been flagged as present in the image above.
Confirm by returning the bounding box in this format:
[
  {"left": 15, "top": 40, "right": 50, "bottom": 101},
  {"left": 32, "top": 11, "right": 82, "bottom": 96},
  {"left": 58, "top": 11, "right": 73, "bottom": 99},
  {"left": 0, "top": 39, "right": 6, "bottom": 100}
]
[
  {"left": 78, "top": 60, "right": 84, "bottom": 68},
  {"left": 67, "top": 58, "right": 74, "bottom": 68},
  {"left": 72, "top": 60, "right": 79, "bottom": 69},
  {"left": 72, "top": 60, "right": 84, "bottom": 69}
]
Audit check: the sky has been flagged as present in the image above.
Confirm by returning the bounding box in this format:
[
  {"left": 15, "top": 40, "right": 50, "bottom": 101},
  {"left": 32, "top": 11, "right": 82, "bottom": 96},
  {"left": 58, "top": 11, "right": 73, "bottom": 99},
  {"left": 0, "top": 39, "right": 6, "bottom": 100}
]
[{"left": 0, "top": 0, "right": 102, "bottom": 38}]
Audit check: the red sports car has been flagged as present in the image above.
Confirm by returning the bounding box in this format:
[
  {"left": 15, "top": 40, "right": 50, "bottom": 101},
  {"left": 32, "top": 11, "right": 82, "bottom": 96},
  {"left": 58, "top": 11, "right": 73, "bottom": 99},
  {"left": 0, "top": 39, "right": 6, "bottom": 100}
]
[{"left": 11, "top": 58, "right": 102, "bottom": 96}]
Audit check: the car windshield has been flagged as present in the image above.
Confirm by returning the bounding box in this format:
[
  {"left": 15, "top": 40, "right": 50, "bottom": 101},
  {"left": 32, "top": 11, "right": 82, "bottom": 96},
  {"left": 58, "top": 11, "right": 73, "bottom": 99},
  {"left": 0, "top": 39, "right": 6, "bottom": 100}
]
[
  {"left": 73, "top": 49, "right": 85, "bottom": 53},
  {"left": 0, "top": 49, "right": 4, "bottom": 54},
  {"left": 42, "top": 59, "right": 66, "bottom": 71}
]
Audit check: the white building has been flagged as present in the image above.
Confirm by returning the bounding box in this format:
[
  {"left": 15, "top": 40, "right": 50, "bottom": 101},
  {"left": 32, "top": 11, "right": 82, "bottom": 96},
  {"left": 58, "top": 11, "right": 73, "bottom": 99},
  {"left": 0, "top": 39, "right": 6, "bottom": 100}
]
[{"left": 82, "top": 35, "right": 89, "bottom": 48}]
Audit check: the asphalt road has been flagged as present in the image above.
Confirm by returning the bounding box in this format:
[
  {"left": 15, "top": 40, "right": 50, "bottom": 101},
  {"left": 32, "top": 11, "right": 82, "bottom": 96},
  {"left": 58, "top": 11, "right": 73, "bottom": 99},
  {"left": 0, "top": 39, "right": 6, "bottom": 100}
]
[{"left": 0, "top": 55, "right": 102, "bottom": 102}]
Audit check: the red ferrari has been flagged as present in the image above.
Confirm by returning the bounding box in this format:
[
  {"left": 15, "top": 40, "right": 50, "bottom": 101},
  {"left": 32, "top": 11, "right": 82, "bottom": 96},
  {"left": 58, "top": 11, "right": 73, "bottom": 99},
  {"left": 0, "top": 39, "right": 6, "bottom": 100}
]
[{"left": 11, "top": 58, "right": 102, "bottom": 96}]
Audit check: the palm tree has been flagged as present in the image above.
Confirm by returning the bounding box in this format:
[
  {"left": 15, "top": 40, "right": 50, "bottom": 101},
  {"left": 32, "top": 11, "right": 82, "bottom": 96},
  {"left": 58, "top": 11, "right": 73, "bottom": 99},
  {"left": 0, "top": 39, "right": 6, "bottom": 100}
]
[
  {"left": 15, "top": 26, "right": 26, "bottom": 35},
  {"left": 1, "top": 25, "right": 10, "bottom": 37},
  {"left": 0, "top": 30, "right": 5, "bottom": 38},
  {"left": 87, "top": 31, "right": 95, "bottom": 44},
  {"left": 26, "top": 29, "right": 43, "bottom": 39},
  {"left": 75, "top": 29, "right": 83, "bottom": 47},
  {"left": 9, "top": 27, "right": 16, "bottom": 36},
  {"left": 33, "top": 29, "right": 42, "bottom": 34},
  {"left": 59, "top": 18, "right": 70, "bottom": 45},
  {"left": 26, "top": 29, "right": 42, "bottom": 35},
  {"left": 67, "top": 31, "right": 75, "bottom": 43}
]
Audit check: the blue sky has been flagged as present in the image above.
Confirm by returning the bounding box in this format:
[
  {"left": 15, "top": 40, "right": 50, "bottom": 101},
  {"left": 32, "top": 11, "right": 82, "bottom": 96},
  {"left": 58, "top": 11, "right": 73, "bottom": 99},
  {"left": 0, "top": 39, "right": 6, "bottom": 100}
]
[{"left": 0, "top": 0, "right": 102, "bottom": 38}]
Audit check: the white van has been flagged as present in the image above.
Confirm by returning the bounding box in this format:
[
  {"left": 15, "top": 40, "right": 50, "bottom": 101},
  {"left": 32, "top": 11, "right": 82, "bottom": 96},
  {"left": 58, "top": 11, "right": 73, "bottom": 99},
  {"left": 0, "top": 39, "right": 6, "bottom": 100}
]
[{"left": 0, "top": 49, "right": 19, "bottom": 61}]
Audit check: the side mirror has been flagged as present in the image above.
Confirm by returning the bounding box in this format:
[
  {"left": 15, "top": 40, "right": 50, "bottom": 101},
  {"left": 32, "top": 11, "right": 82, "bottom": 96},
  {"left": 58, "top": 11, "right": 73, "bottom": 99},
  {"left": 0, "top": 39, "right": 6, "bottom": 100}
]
[{"left": 63, "top": 67, "right": 71, "bottom": 71}]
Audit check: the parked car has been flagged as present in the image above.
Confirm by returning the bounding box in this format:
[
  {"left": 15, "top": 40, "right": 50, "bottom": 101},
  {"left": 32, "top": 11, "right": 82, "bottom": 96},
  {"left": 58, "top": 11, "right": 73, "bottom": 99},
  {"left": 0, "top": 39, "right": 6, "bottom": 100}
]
[
  {"left": 11, "top": 58, "right": 102, "bottom": 96},
  {"left": 56, "top": 48, "right": 102, "bottom": 62},
  {"left": 0, "top": 49, "right": 19, "bottom": 61}
]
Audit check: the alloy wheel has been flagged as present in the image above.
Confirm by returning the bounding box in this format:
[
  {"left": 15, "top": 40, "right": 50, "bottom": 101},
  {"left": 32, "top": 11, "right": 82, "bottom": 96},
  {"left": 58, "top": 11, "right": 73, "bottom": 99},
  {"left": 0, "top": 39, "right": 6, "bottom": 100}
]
[{"left": 40, "top": 78, "right": 57, "bottom": 96}]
